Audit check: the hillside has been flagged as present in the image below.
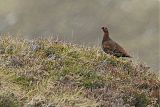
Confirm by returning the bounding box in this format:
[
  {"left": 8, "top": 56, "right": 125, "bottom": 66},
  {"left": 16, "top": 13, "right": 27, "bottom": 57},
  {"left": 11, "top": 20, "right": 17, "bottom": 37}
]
[{"left": 0, "top": 36, "right": 159, "bottom": 107}]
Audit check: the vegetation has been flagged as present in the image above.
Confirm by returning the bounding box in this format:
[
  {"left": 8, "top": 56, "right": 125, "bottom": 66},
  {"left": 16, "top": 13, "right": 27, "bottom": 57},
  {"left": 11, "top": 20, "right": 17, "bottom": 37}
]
[{"left": 0, "top": 36, "right": 159, "bottom": 107}]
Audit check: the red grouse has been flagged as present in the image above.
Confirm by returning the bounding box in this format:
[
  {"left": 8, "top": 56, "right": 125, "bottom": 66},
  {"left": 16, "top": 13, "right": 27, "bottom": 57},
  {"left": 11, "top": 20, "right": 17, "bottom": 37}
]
[{"left": 101, "top": 27, "right": 131, "bottom": 57}]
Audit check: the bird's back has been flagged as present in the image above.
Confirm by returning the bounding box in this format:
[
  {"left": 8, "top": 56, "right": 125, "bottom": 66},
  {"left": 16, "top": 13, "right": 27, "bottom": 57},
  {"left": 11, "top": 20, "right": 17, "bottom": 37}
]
[{"left": 102, "top": 37, "right": 131, "bottom": 57}]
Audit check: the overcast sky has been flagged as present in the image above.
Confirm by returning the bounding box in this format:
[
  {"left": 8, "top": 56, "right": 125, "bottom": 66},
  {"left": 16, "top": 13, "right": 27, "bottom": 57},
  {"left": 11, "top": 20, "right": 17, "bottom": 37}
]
[{"left": 0, "top": 0, "right": 159, "bottom": 71}]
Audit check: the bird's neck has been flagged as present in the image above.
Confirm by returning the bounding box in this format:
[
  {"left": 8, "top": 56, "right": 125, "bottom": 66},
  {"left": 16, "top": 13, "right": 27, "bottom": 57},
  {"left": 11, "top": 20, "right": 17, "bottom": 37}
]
[{"left": 102, "top": 32, "right": 110, "bottom": 42}]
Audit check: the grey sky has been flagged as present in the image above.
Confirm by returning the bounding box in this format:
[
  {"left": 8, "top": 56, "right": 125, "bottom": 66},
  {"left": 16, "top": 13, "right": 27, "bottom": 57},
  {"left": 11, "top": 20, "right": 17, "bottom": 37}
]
[{"left": 0, "top": 0, "right": 159, "bottom": 71}]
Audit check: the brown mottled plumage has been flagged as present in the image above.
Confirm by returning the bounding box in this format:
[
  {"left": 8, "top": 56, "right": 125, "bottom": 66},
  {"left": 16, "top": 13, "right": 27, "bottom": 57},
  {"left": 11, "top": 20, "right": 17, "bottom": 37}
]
[{"left": 101, "top": 27, "right": 131, "bottom": 58}]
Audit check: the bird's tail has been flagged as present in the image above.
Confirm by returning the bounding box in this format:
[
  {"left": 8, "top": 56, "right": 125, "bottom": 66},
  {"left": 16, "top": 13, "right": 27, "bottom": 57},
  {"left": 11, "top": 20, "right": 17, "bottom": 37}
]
[{"left": 126, "top": 55, "right": 132, "bottom": 58}]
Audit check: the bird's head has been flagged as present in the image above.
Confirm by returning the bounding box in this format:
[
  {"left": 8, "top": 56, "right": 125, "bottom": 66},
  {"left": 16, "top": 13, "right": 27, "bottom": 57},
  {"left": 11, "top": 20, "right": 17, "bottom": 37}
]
[{"left": 101, "top": 27, "right": 108, "bottom": 33}]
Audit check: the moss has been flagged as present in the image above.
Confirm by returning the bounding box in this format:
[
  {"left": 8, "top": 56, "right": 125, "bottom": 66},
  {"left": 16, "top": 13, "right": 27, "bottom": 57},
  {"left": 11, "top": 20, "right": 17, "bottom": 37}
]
[
  {"left": 13, "top": 76, "right": 34, "bottom": 87},
  {"left": 133, "top": 92, "right": 150, "bottom": 107},
  {"left": 67, "top": 50, "right": 80, "bottom": 59},
  {"left": 0, "top": 94, "right": 20, "bottom": 107}
]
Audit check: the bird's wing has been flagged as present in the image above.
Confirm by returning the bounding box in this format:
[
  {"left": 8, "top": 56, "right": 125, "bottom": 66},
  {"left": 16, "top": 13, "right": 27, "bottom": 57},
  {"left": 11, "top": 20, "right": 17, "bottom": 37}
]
[
  {"left": 102, "top": 40, "right": 131, "bottom": 57},
  {"left": 113, "top": 42, "right": 130, "bottom": 57}
]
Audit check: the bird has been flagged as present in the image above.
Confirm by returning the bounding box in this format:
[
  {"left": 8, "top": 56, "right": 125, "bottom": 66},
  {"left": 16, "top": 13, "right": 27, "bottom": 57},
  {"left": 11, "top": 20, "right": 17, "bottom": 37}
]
[{"left": 101, "top": 27, "right": 132, "bottom": 58}]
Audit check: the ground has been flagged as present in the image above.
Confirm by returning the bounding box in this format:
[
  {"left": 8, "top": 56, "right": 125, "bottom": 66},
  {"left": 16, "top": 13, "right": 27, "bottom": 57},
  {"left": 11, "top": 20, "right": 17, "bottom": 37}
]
[{"left": 0, "top": 36, "right": 159, "bottom": 107}]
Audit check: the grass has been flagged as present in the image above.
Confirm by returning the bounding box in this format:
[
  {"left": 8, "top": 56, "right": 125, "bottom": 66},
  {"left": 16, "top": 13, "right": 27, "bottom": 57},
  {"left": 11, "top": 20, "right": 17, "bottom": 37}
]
[{"left": 0, "top": 35, "right": 159, "bottom": 107}]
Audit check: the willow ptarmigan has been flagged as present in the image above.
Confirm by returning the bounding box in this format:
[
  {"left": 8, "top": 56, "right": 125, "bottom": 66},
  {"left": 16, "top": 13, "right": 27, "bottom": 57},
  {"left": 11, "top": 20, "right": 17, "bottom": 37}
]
[{"left": 101, "top": 27, "right": 131, "bottom": 58}]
